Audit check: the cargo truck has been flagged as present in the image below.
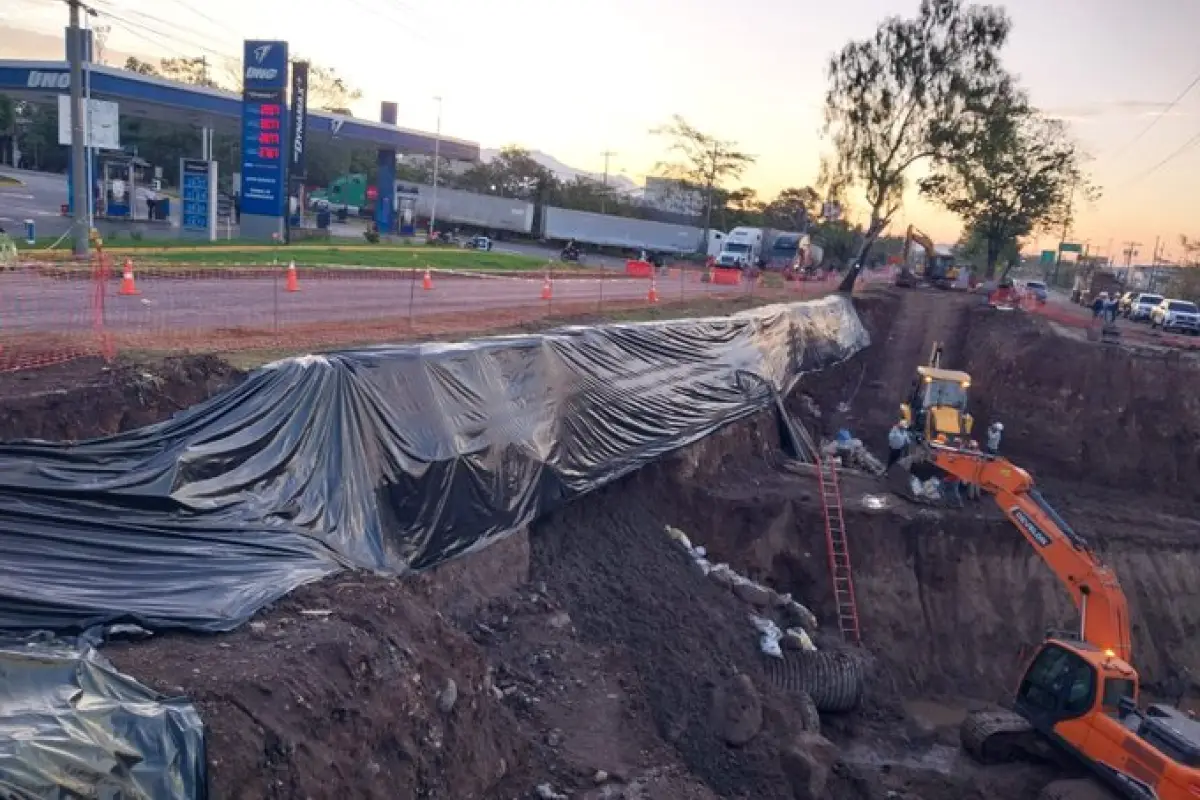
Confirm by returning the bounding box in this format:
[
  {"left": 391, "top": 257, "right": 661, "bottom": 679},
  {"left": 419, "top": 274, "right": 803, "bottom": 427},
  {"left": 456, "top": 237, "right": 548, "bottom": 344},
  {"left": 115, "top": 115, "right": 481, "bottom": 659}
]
[{"left": 715, "top": 227, "right": 764, "bottom": 268}]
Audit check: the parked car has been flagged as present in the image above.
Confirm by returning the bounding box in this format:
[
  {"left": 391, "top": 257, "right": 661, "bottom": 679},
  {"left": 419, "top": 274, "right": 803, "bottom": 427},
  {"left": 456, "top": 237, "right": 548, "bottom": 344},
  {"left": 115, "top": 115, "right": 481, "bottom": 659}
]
[
  {"left": 1023, "top": 280, "right": 1048, "bottom": 303},
  {"left": 1150, "top": 298, "right": 1200, "bottom": 334},
  {"left": 1124, "top": 292, "right": 1164, "bottom": 322}
]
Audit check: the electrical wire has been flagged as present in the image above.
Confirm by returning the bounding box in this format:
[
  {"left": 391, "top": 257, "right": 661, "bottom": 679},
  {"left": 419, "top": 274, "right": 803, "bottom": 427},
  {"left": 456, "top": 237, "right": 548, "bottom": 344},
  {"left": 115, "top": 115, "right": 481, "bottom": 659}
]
[
  {"left": 158, "top": 0, "right": 242, "bottom": 40},
  {"left": 90, "top": 1, "right": 233, "bottom": 60},
  {"left": 1106, "top": 68, "right": 1200, "bottom": 162},
  {"left": 1118, "top": 129, "right": 1200, "bottom": 189}
]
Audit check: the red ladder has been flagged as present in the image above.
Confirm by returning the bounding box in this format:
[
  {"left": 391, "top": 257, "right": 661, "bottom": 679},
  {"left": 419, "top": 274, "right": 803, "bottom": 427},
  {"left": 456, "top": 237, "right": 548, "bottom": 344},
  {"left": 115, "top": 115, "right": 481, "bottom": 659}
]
[{"left": 816, "top": 456, "right": 862, "bottom": 645}]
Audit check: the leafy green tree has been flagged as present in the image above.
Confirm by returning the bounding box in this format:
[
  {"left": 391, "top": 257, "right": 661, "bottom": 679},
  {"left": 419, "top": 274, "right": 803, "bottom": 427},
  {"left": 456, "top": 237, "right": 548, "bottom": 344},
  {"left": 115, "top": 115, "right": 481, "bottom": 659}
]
[
  {"left": 920, "top": 83, "right": 1095, "bottom": 278},
  {"left": 652, "top": 115, "right": 755, "bottom": 247},
  {"left": 0, "top": 95, "right": 15, "bottom": 166},
  {"left": 823, "top": 0, "right": 1011, "bottom": 290},
  {"left": 123, "top": 56, "right": 159, "bottom": 76},
  {"left": 761, "top": 186, "right": 820, "bottom": 230}
]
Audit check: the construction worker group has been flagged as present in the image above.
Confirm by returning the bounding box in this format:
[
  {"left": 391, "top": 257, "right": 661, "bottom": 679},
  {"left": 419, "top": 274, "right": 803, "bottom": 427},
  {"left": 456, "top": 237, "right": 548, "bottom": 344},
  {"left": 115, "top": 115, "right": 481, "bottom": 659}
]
[{"left": 887, "top": 418, "right": 1004, "bottom": 507}]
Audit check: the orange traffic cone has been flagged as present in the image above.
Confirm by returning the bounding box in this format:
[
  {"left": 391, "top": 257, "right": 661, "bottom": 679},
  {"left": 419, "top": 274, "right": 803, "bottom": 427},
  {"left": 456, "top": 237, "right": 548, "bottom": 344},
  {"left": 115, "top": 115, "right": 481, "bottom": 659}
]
[
  {"left": 541, "top": 275, "right": 553, "bottom": 300},
  {"left": 422, "top": 268, "right": 433, "bottom": 291},
  {"left": 648, "top": 277, "right": 659, "bottom": 303},
  {"left": 118, "top": 258, "right": 139, "bottom": 296},
  {"left": 285, "top": 261, "right": 300, "bottom": 292}
]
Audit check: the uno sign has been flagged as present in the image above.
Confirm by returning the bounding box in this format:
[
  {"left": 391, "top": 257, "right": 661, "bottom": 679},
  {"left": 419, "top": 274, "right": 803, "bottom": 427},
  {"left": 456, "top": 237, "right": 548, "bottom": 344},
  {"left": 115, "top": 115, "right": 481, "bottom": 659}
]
[{"left": 26, "top": 71, "right": 70, "bottom": 89}]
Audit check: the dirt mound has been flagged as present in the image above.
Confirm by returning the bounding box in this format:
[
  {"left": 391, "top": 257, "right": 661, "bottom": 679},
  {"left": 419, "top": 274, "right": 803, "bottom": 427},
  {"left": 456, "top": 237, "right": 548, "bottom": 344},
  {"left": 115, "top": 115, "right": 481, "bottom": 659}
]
[
  {"left": 524, "top": 481, "right": 818, "bottom": 799},
  {"left": 0, "top": 354, "right": 243, "bottom": 441},
  {"left": 106, "top": 567, "right": 527, "bottom": 800},
  {"left": 962, "top": 305, "right": 1200, "bottom": 501}
]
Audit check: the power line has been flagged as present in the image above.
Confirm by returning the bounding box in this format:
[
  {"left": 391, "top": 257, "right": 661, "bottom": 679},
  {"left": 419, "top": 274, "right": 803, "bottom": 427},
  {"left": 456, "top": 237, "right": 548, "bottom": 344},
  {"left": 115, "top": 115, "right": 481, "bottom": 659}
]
[
  {"left": 1119, "top": 129, "right": 1200, "bottom": 189},
  {"left": 90, "top": 1, "right": 232, "bottom": 59},
  {"left": 158, "top": 0, "right": 241, "bottom": 40},
  {"left": 1106, "top": 67, "right": 1200, "bottom": 161}
]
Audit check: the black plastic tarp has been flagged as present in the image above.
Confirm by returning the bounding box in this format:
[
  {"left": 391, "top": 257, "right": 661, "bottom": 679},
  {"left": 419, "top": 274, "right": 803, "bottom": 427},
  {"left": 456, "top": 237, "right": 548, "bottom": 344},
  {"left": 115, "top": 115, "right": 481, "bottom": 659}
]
[
  {"left": 0, "top": 640, "right": 204, "bottom": 799},
  {"left": 0, "top": 294, "right": 868, "bottom": 634}
]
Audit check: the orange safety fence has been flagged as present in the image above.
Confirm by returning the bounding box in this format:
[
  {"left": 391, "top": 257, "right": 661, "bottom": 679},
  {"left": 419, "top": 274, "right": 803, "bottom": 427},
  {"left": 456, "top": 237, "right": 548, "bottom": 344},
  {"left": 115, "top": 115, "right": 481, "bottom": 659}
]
[{"left": 0, "top": 258, "right": 857, "bottom": 373}]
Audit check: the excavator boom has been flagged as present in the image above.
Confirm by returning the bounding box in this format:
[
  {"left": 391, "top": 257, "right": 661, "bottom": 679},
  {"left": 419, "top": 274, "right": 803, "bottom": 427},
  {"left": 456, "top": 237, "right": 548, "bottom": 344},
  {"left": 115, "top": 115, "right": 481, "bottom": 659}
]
[{"left": 924, "top": 444, "right": 1133, "bottom": 662}]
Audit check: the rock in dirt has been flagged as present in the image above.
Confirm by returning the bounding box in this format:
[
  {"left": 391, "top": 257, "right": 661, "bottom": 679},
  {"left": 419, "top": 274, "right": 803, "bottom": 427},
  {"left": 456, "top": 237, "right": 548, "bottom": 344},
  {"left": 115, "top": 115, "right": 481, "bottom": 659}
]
[
  {"left": 437, "top": 678, "right": 458, "bottom": 713},
  {"left": 536, "top": 783, "right": 568, "bottom": 800},
  {"left": 711, "top": 673, "right": 763, "bottom": 746},
  {"left": 779, "top": 731, "right": 837, "bottom": 800},
  {"left": 733, "top": 580, "right": 773, "bottom": 608}
]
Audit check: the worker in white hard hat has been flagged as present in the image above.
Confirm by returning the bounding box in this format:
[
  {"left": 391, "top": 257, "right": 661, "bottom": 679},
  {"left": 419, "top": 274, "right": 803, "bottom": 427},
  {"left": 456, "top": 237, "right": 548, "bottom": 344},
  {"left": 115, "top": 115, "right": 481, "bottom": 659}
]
[{"left": 986, "top": 421, "right": 1004, "bottom": 455}]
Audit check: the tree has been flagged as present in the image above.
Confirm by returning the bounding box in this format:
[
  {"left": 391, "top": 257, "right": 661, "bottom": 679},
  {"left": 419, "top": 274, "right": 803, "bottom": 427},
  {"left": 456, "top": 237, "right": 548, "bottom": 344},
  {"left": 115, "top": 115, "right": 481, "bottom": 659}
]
[
  {"left": 822, "top": 0, "right": 1011, "bottom": 290},
  {"left": 1179, "top": 236, "right": 1200, "bottom": 268},
  {"left": 920, "top": 85, "right": 1095, "bottom": 279},
  {"left": 956, "top": 222, "right": 1021, "bottom": 275},
  {"left": 295, "top": 60, "right": 362, "bottom": 112},
  {"left": 124, "top": 56, "right": 160, "bottom": 76},
  {"left": 158, "top": 57, "right": 222, "bottom": 89},
  {"left": 761, "top": 186, "right": 820, "bottom": 230},
  {"left": 652, "top": 114, "right": 755, "bottom": 248},
  {"left": 0, "top": 95, "right": 15, "bottom": 166}
]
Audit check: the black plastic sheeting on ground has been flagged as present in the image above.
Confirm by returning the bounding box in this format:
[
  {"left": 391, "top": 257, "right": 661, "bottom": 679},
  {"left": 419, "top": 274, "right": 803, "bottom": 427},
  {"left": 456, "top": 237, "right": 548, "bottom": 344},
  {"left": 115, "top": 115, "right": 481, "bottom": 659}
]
[
  {"left": 0, "top": 640, "right": 204, "bottom": 799},
  {"left": 0, "top": 294, "right": 867, "bottom": 634},
  {"left": 0, "top": 294, "right": 867, "bottom": 799}
]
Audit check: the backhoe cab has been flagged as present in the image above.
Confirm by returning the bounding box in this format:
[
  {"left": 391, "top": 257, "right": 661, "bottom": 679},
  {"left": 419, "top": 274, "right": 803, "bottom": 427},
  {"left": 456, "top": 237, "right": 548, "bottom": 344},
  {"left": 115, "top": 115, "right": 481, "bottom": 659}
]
[{"left": 899, "top": 343, "right": 974, "bottom": 442}]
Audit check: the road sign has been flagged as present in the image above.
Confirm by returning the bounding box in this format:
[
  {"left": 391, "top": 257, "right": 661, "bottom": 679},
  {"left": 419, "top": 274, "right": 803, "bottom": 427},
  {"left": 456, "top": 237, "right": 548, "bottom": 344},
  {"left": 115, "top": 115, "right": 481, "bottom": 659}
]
[
  {"left": 1040, "top": 250, "right": 1056, "bottom": 265},
  {"left": 1059, "top": 242, "right": 1082, "bottom": 253}
]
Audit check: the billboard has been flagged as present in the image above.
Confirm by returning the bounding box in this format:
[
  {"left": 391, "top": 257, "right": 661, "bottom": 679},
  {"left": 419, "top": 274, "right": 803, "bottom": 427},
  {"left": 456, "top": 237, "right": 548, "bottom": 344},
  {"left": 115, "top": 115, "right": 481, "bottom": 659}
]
[
  {"left": 57, "top": 95, "right": 120, "bottom": 150},
  {"left": 239, "top": 40, "right": 289, "bottom": 219}
]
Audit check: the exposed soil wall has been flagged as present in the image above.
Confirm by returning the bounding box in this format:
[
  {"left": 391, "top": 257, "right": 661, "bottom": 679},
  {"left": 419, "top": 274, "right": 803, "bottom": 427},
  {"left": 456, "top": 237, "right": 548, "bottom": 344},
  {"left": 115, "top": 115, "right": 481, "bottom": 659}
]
[
  {"left": 0, "top": 355, "right": 244, "bottom": 441},
  {"left": 961, "top": 307, "right": 1200, "bottom": 501},
  {"left": 8, "top": 290, "right": 1200, "bottom": 799}
]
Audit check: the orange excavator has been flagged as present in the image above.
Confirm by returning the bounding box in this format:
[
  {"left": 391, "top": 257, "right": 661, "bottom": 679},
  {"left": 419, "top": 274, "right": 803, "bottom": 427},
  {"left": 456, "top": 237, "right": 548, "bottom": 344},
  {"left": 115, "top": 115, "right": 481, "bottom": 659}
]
[{"left": 908, "top": 416, "right": 1200, "bottom": 798}]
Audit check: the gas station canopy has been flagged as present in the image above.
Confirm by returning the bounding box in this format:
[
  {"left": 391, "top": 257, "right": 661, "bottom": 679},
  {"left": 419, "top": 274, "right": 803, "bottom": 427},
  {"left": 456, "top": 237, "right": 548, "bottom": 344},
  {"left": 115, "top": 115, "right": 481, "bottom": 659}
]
[{"left": 0, "top": 59, "right": 479, "bottom": 162}]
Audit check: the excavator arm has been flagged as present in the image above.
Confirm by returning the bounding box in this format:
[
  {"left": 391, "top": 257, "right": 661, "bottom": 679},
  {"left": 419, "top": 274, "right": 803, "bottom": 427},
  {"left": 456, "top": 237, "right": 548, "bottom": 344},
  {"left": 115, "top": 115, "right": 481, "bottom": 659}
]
[{"left": 926, "top": 444, "right": 1133, "bottom": 662}]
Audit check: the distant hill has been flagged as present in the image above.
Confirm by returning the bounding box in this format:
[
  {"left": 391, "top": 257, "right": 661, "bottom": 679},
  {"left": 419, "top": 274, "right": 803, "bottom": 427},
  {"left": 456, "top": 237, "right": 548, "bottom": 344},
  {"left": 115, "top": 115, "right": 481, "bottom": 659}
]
[{"left": 481, "top": 147, "right": 640, "bottom": 194}]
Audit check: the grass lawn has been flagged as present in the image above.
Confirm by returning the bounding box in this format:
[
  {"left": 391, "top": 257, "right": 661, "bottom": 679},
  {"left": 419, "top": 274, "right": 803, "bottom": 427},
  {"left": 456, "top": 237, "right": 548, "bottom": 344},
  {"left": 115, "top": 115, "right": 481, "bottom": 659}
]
[{"left": 24, "top": 243, "right": 553, "bottom": 271}]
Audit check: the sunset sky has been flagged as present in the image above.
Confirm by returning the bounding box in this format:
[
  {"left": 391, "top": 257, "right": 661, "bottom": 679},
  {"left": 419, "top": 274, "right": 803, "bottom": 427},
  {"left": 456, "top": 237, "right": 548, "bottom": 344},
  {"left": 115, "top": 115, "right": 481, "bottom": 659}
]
[{"left": 4, "top": 0, "right": 1199, "bottom": 261}]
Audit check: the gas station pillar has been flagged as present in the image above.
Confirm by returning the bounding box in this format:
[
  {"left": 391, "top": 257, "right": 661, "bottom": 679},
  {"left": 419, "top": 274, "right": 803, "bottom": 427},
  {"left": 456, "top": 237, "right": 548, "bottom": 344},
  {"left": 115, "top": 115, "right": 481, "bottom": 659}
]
[{"left": 376, "top": 101, "right": 397, "bottom": 234}]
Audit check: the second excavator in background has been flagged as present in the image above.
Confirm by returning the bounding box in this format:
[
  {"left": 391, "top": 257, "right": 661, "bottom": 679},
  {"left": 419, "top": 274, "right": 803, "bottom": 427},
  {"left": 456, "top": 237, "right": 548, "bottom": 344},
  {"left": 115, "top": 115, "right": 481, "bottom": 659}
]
[
  {"left": 895, "top": 225, "right": 959, "bottom": 289},
  {"left": 895, "top": 355, "right": 1200, "bottom": 800}
]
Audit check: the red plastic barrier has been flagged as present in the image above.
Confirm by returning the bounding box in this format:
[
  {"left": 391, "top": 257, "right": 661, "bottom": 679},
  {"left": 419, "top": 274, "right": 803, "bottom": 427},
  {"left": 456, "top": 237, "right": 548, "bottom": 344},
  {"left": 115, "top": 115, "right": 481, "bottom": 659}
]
[
  {"left": 625, "top": 260, "right": 653, "bottom": 278},
  {"left": 711, "top": 268, "right": 742, "bottom": 286}
]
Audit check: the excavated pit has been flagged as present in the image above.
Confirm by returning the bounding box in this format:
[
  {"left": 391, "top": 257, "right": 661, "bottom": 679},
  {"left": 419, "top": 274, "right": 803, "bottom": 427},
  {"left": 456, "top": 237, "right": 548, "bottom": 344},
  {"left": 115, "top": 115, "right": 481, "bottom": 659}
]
[{"left": 2, "top": 289, "right": 1199, "bottom": 799}]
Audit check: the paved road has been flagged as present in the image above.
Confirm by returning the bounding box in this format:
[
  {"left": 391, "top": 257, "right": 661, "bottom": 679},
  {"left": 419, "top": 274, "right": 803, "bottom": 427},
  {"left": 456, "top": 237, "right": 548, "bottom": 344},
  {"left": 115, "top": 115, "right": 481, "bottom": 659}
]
[
  {"left": 0, "top": 269, "right": 745, "bottom": 336},
  {"left": 0, "top": 169, "right": 625, "bottom": 269}
]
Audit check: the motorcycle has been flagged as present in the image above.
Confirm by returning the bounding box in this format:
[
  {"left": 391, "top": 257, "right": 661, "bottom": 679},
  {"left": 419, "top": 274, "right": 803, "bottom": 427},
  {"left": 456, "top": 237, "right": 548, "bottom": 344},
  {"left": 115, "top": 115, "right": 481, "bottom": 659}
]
[{"left": 560, "top": 246, "right": 582, "bottom": 263}]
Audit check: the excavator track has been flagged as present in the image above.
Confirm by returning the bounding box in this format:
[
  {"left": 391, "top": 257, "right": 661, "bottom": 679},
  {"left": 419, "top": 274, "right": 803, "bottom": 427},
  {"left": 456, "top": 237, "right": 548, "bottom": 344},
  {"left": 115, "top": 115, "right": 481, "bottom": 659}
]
[{"left": 961, "top": 709, "right": 1043, "bottom": 764}]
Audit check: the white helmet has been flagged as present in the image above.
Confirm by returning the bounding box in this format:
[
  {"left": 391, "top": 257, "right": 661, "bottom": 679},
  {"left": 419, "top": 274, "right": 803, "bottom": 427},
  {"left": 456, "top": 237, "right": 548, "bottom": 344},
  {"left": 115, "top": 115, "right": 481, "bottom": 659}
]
[{"left": 991, "top": 422, "right": 1004, "bottom": 431}]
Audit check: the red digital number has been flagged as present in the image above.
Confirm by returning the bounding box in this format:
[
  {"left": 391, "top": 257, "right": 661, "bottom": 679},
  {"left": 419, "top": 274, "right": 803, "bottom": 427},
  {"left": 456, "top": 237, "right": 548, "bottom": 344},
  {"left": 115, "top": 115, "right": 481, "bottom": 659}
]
[
  {"left": 258, "top": 132, "right": 281, "bottom": 145},
  {"left": 260, "top": 118, "right": 281, "bottom": 131},
  {"left": 257, "top": 146, "right": 280, "bottom": 159},
  {"left": 260, "top": 104, "right": 281, "bottom": 116}
]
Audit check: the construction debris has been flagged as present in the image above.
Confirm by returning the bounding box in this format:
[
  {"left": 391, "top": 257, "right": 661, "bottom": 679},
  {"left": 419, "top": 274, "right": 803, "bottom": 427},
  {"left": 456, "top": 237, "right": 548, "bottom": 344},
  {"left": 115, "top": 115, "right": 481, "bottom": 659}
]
[{"left": 666, "top": 525, "right": 819, "bottom": 656}]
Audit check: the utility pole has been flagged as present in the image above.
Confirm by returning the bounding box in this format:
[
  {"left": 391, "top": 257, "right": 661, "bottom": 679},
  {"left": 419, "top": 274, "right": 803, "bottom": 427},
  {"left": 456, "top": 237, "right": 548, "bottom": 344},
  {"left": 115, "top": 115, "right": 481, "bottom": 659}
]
[
  {"left": 1052, "top": 173, "right": 1078, "bottom": 285},
  {"left": 600, "top": 150, "right": 616, "bottom": 213},
  {"left": 429, "top": 95, "right": 442, "bottom": 237},
  {"left": 1123, "top": 241, "right": 1141, "bottom": 284},
  {"left": 66, "top": 0, "right": 89, "bottom": 257}
]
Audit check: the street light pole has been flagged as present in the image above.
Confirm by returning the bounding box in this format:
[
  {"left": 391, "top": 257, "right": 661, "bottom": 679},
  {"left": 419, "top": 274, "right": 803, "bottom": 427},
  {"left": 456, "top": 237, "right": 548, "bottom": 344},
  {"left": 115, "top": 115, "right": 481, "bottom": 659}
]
[{"left": 429, "top": 96, "right": 442, "bottom": 238}]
